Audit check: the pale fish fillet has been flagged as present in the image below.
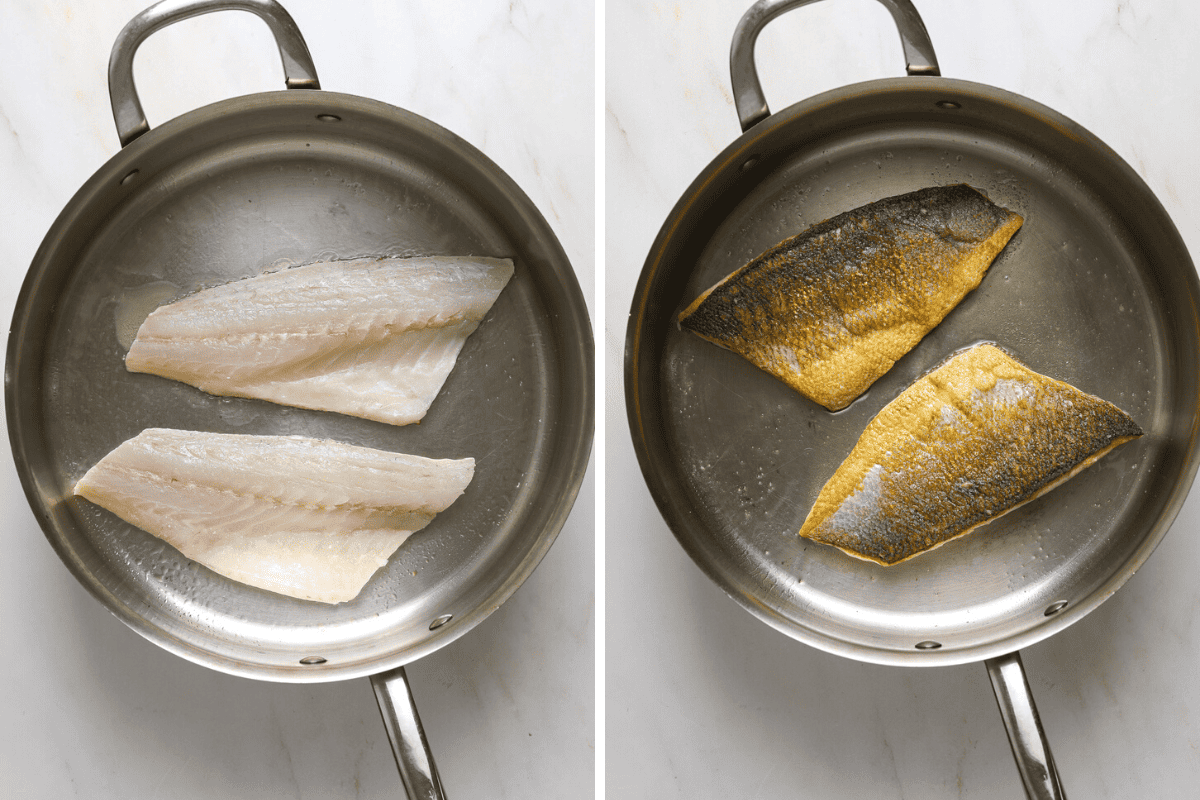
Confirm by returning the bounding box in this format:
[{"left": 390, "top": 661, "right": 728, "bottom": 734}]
[
  {"left": 125, "top": 256, "right": 515, "bottom": 425},
  {"left": 74, "top": 429, "right": 475, "bottom": 603},
  {"left": 798, "top": 343, "right": 1142, "bottom": 565}
]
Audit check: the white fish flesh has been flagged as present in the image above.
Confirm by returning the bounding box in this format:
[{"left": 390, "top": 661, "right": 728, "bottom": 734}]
[
  {"left": 125, "top": 256, "right": 515, "bottom": 425},
  {"left": 74, "top": 429, "right": 475, "bottom": 604}
]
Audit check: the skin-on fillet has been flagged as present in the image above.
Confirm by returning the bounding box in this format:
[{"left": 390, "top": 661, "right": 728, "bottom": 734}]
[
  {"left": 74, "top": 429, "right": 475, "bottom": 603},
  {"left": 125, "top": 256, "right": 514, "bottom": 425},
  {"left": 798, "top": 343, "right": 1142, "bottom": 565},
  {"left": 679, "top": 185, "right": 1023, "bottom": 411}
]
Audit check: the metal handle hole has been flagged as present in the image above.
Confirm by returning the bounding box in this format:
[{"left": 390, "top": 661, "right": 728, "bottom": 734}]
[
  {"left": 1044, "top": 601, "right": 1069, "bottom": 616},
  {"left": 935, "top": 100, "right": 961, "bottom": 110},
  {"left": 429, "top": 614, "right": 453, "bottom": 631},
  {"left": 299, "top": 655, "right": 327, "bottom": 665},
  {"left": 316, "top": 113, "right": 342, "bottom": 122},
  {"left": 915, "top": 640, "right": 942, "bottom": 650}
]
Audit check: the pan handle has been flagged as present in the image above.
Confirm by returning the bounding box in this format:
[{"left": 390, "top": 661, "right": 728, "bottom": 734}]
[
  {"left": 108, "top": 0, "right": 321, "bottom": 147},
  {"left": 371, "top": 666, "right": 448, "bottom": 800},
  {"left": 730, "top": 0, "right": 940, "bottom": 132},
  {"left": 985, "top": 652, "right": 1068, "bottom": 800}
]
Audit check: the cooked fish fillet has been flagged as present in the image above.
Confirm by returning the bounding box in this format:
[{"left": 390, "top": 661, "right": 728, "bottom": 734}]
[
  {"left": 74, "top": 429, "right": 475, "bottom": 603},
  {"left": 798, "top": 343, "right": 1142, "bottom": 565},
  {"left": 679, "top": 185, "right": 1023, "bottom": 410},
  {"left": 125, "top": 256, "right": 514, "bottom": 425}
]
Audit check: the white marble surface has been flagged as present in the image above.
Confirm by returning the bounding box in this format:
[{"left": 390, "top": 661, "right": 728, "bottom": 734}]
[
  {"left": 0, "top": 1, "right": 593, "bottom": 798},
  {"left": 606, "top": 1, "right": 1199, "bottom": 798}
]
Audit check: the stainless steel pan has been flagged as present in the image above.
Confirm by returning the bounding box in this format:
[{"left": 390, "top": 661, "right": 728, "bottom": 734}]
[
  {"left": 5, "top": 2, "right": 593, "bottom": 798},
  {"left": 624, "top": 1, "right": 1199, "bottom": 797}
]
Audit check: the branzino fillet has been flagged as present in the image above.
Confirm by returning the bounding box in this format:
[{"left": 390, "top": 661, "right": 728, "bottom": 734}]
[
  {"left": 74, "top": 429, "right": 475, "bottom": 603},
  {"left": 125, "top": 256, "right": 514, "bottom": 425},
  {"left": 679, "top": 185, "right": 1023, "bottom": 410},
  {"left": 798, "top": 343, "right": 1142, "bottom": 565}
]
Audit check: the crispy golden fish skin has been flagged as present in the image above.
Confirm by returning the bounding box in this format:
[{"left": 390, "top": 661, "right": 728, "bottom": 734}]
[
  {"left": 678, "top": 185, "right": 1023, "bottom": 410},
  {"left": 798, "top": 344, "right": 1143, "bottom": 565}
]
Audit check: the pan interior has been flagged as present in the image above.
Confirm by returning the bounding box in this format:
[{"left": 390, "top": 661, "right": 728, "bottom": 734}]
[
  {"left": 634, "top": 80, "right": 1198, "bottom": 664},
  {"left": 12, "top": 93, "right": 591, "bottom": 681}
]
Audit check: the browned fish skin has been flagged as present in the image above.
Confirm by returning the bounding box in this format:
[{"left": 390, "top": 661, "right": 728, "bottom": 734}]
[
  {"left": 679, "top": 185, "right": 1023, "bottom": 410},
  {"left": 798, "top": 344, "right": 1143, "bottom": 565}
]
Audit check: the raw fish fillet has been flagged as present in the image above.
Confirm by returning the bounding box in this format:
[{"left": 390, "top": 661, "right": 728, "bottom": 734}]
[
  {"left": 125, "top": 256, "right": 514, "bottom": 425},
  {"left": 74, "top": 428, "right": 475, "bottom": 603},
  {"left": 679, "top": 185, "right": 1023, "bottom": 410},
  {"left": 798, "top": 343, "right": 1142, "bottom": 565}
]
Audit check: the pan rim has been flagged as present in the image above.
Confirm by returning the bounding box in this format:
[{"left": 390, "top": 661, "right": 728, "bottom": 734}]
[
  {"left": 7, "top": 88, "right": 595, "bottom": 684},
  {"left": 625, "top": 75, "right": 1200, "bottom": 667}
]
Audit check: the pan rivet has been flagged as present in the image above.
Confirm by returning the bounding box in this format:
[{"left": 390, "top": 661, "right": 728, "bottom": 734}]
[
  {"left": 299, "top": 656, "right": 327, "bottom": 665},
  {"left": 1044, "top": 601, "right": 1069, "bottom": 616},
  {"left": 935, "top": 100, "right": 961, "bottom": 110},
  {"left": 915, "top": 641, "right": 942, "bottom": 650},
  {"left": 120, "top": 169, "right": 139, "bottom": 185},
  {"left": 316, "top": 114, "right": 342, "bottom": 123},
  {"left": 740, "top": 157, "right": 759, "bottom": 171},
  {"left": 429, "top": 614, "right": 453, "bottom": 630}
]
